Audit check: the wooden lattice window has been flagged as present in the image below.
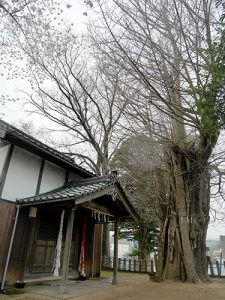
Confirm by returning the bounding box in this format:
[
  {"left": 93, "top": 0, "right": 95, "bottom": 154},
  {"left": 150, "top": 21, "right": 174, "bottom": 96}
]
[{"left": 38, "top": 218, "right": 59, "bottom": 240}]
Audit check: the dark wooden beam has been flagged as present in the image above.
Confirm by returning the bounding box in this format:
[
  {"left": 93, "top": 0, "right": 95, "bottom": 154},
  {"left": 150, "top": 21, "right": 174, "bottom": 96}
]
[
  {"left": 75, "top": 186, "right": 114, "bottom": 205},
  {"left": 78, "top": 202, "right": 114, "bottom": 217},
  {"left": 64, "top": 170, "right": 69, "bottom": 185},
  {"left": 60, "top": 207, "right": 75, "bottom": 293},
  {"left": 112, "top": 219, "right": 119, "bottom": 285},
  {"left": 91, "top": 225, "right": 96, "bottom": 278},
  {"left": 35, "top": 159, "right": 45, "bottom": 195},
  {"left": 0, "top": 144, "right": 14, "bottom": 198}
]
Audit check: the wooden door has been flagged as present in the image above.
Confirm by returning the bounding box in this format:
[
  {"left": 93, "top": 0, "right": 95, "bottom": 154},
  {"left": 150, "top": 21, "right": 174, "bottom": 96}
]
[
  {"left": 32, "top": 240, "right": 56, "bottom": 273},
  {"left": 92, "top": 224, "right": 102, "bottom": 277},
  {"left": 28, "top": 208, "right": 76, "bottom": 274},
  {"left": 30, "top": 212, "right": 59, "bottom": 273}
]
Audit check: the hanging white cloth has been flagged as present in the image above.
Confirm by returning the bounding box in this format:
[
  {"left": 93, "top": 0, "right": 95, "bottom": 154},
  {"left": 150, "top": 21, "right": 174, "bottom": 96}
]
[
  {"left": 52, "top": 210, "right": 65, "bottom": 277},
  {"left": 79, "top": 221, "right": 87, "bottom": 278}
]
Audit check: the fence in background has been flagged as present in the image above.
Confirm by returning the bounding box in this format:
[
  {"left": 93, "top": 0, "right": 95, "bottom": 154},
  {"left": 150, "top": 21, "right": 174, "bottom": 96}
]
[
  {"left": 103, "top": 256, "right": 225, "bottom": 277},
  {"left": 207, "top": 256, "right": 225, "bottom": 277},
  {"left": 103, "top": 257, "right": 156, "bottom": 274}
]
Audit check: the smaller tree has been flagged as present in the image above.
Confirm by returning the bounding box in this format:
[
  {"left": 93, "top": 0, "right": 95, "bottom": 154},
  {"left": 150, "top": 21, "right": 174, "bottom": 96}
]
[
  {"left": 111, "top": 135, "right": 163, "bottom": 260},
  {"left": 118, "top": 219, "right": 159, "bottom": 261}
]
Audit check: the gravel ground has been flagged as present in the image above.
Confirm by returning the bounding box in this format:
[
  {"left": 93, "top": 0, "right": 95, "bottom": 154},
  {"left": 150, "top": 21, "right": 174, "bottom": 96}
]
[{"left": 0, "top": 273, "right": 225, "bottom": 300}]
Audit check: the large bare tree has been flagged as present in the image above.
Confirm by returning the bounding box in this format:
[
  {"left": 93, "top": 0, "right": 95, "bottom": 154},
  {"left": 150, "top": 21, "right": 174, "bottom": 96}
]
[
  {"left": 23, "top": 37, "right": 129, "bottom": 175},
  {"left": 19, "top": 30, "right": 131, "bottom": 259},
  {"left": 87, "top": 0, "right": 225, "bottom": 282},
  {"left": 1, "top": 1, "right": 131, "bottom": 259}
]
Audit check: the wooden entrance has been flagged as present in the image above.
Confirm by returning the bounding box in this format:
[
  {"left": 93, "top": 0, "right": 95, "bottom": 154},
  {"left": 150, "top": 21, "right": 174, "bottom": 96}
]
[
  {"left": 25, "top": 208, "right": 80, "bottom": 276},
  {"left": 25, "top": 207, "right": 101, "bottom": 278}
]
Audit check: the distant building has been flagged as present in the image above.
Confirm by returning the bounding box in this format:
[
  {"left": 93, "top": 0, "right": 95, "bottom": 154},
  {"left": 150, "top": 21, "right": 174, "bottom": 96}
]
[
  {"left": 206, "top": 239, "right": 223, "bottom": 260},
  {"left": 110, "top": 231, "right": 136, "bottom": 258},
  {"left": 220, "top": 236, "right": 225, "bottom": 256}
]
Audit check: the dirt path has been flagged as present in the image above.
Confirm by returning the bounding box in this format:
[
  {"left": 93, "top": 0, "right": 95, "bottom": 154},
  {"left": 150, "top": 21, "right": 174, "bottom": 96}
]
[
  {"left": 1, "top": 274, "right": 225, "bottom": 300},
  {"left": 74, "top": 275, "right": 225, "bottom": 300}
]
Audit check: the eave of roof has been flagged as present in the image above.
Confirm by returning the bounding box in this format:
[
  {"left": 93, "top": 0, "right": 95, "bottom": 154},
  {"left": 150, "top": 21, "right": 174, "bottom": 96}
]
[
  {"left": 17, "top": 176, "right": 114, "bottom": 205},
  {"left": 17, "top": 174, "right": 139, "bottom": 221},
  {"left": 0, "top": 119, "right": 94, "bottom": 178}
]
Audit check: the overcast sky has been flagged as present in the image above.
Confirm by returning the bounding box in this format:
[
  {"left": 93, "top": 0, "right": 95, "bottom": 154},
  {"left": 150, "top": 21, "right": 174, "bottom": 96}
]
[
  {"left": 0, "top": 1, "right": 223, "bottom": 240},
  {"left": 0, "top": 0, "right": 89, "bottom": 125}
]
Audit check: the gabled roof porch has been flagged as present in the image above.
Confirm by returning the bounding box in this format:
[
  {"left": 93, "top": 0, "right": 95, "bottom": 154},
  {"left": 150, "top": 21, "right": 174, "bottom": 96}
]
[{"left": 2, "top": 173, "right": 138, "bottom": 293}]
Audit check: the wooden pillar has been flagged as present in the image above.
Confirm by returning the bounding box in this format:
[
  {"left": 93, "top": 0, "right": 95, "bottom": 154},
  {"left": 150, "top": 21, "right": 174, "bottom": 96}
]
[
  {"left": 150, "top": 259, "right": 154, "bottom": 273},
  {"left": 91, "top": 224, "right": 96, "bottom": 278},
  {"left": 216, "top": 260, "right": 221, "bottom": 276},
  {"left": 60, "top": 207, "right": 75, "bottom": 293},
  {"left": 112, "top": 219, "right": 118, "bottom": 285},
  {"left": 207, "top": 256, "right": 214, "bottom": 276},
  {"left": 129, "top": 259, "right": 131, "bottom": 272},
  {"left": 118, "top": 258, "right": 121, "bottom": 271},
  {"left": 134, "top": 259, "right": 137, "bottom": 272}
]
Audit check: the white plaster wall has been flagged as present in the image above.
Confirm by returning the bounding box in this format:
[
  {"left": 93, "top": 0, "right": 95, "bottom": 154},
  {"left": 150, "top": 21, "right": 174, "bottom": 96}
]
[
  {"left": 39, "top": 161, "right": 65, "bottom": 193},
  {"left": 0, "top": 142, "right": 10, "bottom": 176},
  {"left": 2, "top": 146, "right": 41, "bottom": 201}
]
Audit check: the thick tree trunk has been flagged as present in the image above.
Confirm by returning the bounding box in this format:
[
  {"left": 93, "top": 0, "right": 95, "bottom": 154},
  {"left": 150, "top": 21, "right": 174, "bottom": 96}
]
[{"left": 156, "top": 144, "right": 212, "bottom": 282}]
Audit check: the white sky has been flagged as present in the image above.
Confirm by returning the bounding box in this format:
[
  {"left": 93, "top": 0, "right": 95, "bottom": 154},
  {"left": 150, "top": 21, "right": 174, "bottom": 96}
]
[
  {"left": 0, "top": 0, "right": 89, "bottom": 125},
  {"left": 207, "top": 225, "right": 224, "bottom": 240},
  {"left": 0, "top": 0, "right": 224, "bottom": 240}
]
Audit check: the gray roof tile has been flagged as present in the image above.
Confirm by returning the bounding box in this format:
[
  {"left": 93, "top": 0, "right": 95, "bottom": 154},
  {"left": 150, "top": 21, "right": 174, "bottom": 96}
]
[{"left": 17, "top": 174, "right": 116, "bottom": 205}]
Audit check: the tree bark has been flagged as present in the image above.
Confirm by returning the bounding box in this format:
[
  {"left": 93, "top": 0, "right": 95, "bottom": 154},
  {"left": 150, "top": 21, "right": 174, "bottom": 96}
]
[{"left": 156, "top": 143, "right": 214, "bottom": 282}]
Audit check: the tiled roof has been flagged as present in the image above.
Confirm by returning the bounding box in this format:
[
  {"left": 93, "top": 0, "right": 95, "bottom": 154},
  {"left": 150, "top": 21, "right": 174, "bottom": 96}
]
[
  {"left": 17, "top": 172, "right": 139, "bottom": 220},
  {"left": 17, "top": 174, "right": 116, "bottom": 205},
  {"left": 0, "top": 119, "right": 94, "bottom": 177}
]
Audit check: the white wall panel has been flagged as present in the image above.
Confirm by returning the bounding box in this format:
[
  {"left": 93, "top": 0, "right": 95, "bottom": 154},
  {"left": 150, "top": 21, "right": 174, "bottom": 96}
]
[
  {"left": 39, "top": 161, "right": 65, "bottom": 193},
  {"left": 2, "top": 146, "right": 41, "bottom": 201},
  {"left": 0, "top": 142, "right": 10, "bottom": 176}
]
